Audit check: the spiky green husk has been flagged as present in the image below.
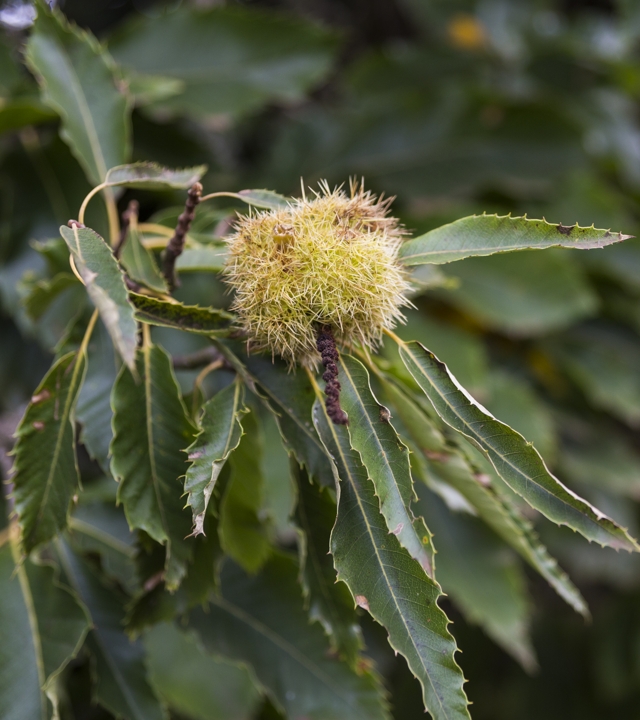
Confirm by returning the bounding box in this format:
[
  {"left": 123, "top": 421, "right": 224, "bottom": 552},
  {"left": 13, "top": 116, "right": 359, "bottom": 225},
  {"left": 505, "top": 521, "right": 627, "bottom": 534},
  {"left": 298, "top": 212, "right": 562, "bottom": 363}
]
[{"left": 223, "top": 182, "right": 411, "bottom": 367}]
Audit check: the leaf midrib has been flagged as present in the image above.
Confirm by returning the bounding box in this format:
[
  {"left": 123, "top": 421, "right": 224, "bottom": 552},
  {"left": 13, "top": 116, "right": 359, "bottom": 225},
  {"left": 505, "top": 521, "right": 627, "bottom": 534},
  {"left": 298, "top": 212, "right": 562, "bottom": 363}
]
[
  {"left": 319, "top": 402, "right": 453, "bottom": 720},
  {"left": 403, "top": 345, "right": 619, "bottom": 540}
]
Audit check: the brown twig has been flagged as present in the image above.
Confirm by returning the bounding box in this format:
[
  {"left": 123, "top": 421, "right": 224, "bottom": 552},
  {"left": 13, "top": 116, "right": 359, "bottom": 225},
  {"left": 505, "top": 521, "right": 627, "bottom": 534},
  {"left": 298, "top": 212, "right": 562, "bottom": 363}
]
[
  {"left": 316, "top": 325, "right": 348, "bottom": 425},
  {"left": 114, "top": 199, "right": 139, "bottom": 259},
  {"left": 162, "top": 182, "right": 202, "bottom": 290}
]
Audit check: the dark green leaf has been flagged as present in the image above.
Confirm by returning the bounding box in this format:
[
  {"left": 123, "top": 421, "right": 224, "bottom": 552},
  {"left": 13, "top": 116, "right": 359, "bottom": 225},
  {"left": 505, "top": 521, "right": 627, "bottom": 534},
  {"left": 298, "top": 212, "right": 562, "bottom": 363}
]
[
  {"left": 399, "top": 214, "right": 632, "bottom": 266},
  {"left": 145, "top": 623, "right": 261, "bottom": 720},
  {"left": 313, "top": 398, "right": 470, "bottom": 720},
  {"left": 60, "top": 224, "right": 137, "bottom": 370},
  {"left": 57, "top": 540, "right": 167, "bottom": 720},
  {"left": 184, "top": 378, "right": 247, "bottom": 536},
  {"left": 11, "top": 350, "right": 86, "bottom": 553},
  {"left": 76, "top": 318, "right": 118, "bottom": 472},
  {"left": 214, "top": 346, "right": 335, "bottom": 487},
  {"left": 400, "top": 340, "right": 640, "bottom": 552},
  {"left": 0, "top": 536, "right": 90, "bottom": 720},
  {"left": 219, "top": 411, "right": 272, "bottom": 573},
  {"left": 339, "top": 355, "right": 435, "bottom": 576},
  {"left": 120, "top": 221, "right": 167, "bottom": 293},
  {"left": 294, "top": 464, "right": 363, "bottom": 667},
  {"left": 385, "top": 379, "right": 587, "bottom": 616},
  {"left": 190, "top": 553, "right": 390, "bottom": 720},
  {"left": 416, "top": 487, "right": 536, "bottom": 672},
  {"left": 129, "top": 292, "right": 234, "bottom": 335},
  {"left": 437, "top": 251, "right": 597, "bottom": 336},
  {"left": 110, "top": 5, "right": 338, "bottom": 120},
  {"left": 22, "top": 272, "right": 79, "bottom": 320},
  {"left": 26, "top": 3, "right": 130, "bottom": 185},
  {"left": 110, "top": 342, "right": 196, "bottom": 589},
  {"left": 104, "top": 162, "right": 206, "bottom": 190}
]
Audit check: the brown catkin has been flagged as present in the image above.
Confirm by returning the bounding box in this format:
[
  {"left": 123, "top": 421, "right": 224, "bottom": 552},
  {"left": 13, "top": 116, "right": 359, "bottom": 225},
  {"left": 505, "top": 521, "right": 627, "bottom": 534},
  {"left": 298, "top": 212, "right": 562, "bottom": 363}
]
[
  {"left": 317, "top": 325, "right": 348, "bottom": 425},
  {"left": 163, "top": 182, "right": 202, "bottom": 289}
]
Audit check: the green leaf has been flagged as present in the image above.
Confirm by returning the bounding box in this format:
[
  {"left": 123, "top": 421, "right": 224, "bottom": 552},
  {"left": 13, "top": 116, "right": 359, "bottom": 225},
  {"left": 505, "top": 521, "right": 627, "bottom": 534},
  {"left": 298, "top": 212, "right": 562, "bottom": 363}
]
[
  {"left": 145, "top": 623, "right": 261, "bottom": 720},
  {"left": 312, "top": 398, "right": 470, "bottom": 720},
  {"left": 215, "top": 346, "right": 335, "bottom": 487},
  {"left": 60, "top": 224, "right": 138, "bottom": 370},
  {"left": 175, "top": 243, "right": 228, "bottom": 273},
  {"left": 384, "top": 379, "right": 588, "bottom": 616},
  {"left": 22, "top": 272, "right": 79, "bottom": 320},
  {"left": 109, "top": 5, "right": 338, "bottom": 120},
  {"left": 436, "top": 251, "right": 597, "bottom": 336},
  {"left": 545, "top": 323, "right": 640, "bottom": 428},
  {"left": 400, "top": 340, "right": 640, "bottom": 552},
  {"left": 0, "top": 537, "right": 90, "bottom": 720},
  {"left": 293, "top": 464, "right": 363, "bottom": 667},
  {"left": 219, "top": 411, "right": 272, "bottom": 573},
  {"left": 26, "top": 2, "right": 130, "bottom": 185},
  {"left": 184, "top": 378, "right": 247, "bottom": 536},
  {"left": 190, "top": 553, "right": 390, "bottom": 720},
  {"left": 129, "top": 292, "right": 233, "bottom": 336},
  {"left": 11, "top": 350, "right": 86, "bottom": 553},
  {"left": 339, "top": 355, "right": 435, "bottom": 576},
  {"left": 104, "top": 162, "right": 206, "bottom": 190},
  {"left": 416, "top": 487, "right": 536, "bottom": 672},
  {"left": 57, "top": 540, "right": 167, "bottom": 720},
  {"left": 110, "top": 342, "right": 196, "bottom": 590},
  {"left": 234, "top": 189, "right": 290, "bottom": 210},
  {"left": 399, "top": 214, "right": 632, "bottom": 266},
  {"left": 76, "top": 318, "right": 118, "bottom": 472},
  {"left": 120, "top": 220, "right": 167, "bottom": 293}
]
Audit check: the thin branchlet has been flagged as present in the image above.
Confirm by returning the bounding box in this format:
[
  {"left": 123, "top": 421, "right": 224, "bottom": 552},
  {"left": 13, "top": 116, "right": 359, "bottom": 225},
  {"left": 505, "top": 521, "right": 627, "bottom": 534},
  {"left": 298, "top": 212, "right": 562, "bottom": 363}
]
[
  {"left": 163, "top": 181, "right": 202, "bottom": 290},
  {"left": 317, "top": 325, "right": 348, "bottom": 425},
  {"left": 114, "top": 199, "right": 139, "bottom": 259}
]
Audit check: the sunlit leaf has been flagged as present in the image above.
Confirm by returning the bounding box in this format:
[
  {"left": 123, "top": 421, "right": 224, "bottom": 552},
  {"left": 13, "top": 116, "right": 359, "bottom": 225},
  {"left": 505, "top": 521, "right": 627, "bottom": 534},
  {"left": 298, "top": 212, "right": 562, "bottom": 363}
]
[
  {"left": 399, "top": 214, "right": 631, "bottom": 266},
  {"left": 104, "top": 162, "right": 206, "bottom": 190}
]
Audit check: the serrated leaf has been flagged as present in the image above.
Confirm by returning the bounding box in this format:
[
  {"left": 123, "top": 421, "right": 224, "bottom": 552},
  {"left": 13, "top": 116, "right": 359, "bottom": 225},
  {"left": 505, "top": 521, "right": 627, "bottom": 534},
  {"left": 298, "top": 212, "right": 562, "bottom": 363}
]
[
  {"left": 110, "top": 343, "right": 196, "bottom": 590},
  {"left": 384, "top": 378, "right": 588, "bottom": 616},
  {"left": 145, "top": 623, "right": 261, "bottom": 720},
  {"left": 60, "top": 224, "right": 137, "bottom": 370},
  {"left": 120, "top": 220, "right": 167, "bottom": 293},
  {"left": 400, "top": 340, "right": 640, "bottom": 552},
  {"left": 416, "top": 488, "right": 536, "bottom": 672},
  {"left": 339, "top": 355, "right": 434, "bottom": 576},
  {"left": 0, "top": 535, "right": 90, "bottom": 720},
  {"left": 104, "top": 162, "right": 206, "bottom": 190},
  {"left": 312, "top": 398, "right": 470, "bottom": 720},
  {"left": 57, "top": 540, "right": 167, "bottom": 720},
  {"left": 214, "top": 346, "right": 335, "bottom": 487},
  {"left": 184, "top": 378, "right": 247, "bottom": 536},
  {"left": 293, "top": 463, "right": 363, "bottom": 667},
  {"left": 26, "top": 2, "right": 130, "bottom": 185},
  {"left": 190, "top": 553, "right": 390, "bottom": 720},
  {"left": 129, "top": 292, "right": 233, "bottom": 336},
  {"left": 11, "top": 350, "right": 86, "bottom": 553},
  {"left": 219, "top": 411, "right": 272, "bottom": 573},
  {"left": 76, "top": 318, "right": 118, "bottom": 472},
  {"left": 399, "top": 214, "right": 632, "bottom": 266}
]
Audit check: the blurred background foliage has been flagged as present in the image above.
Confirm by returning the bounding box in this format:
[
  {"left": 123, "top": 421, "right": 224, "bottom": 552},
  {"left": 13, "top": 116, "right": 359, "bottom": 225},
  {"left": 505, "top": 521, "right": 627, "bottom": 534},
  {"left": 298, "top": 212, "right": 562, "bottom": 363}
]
[{"left": 2, "top": 0, "right": 640, "bottom": 718}]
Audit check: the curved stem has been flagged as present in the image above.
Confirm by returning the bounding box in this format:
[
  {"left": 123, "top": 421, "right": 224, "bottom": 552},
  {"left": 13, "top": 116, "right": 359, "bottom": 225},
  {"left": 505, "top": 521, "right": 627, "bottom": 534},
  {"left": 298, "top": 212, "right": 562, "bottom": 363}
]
[
  {"left": 78, "top": 182, "right": 108, "bottom": 225},
  {"left": 78, "top": 182, "right": 120, "bottom": 247},
  {"left": 68, "top": 255, "right": 84, "bottom": 285},
  {"left": 138, "top": 223, "right": 174, "bottom": 237},
  {"left": 191, "top": 359, "right": 224, "bottom": 417},
  {"left": 200, "top": 191, "right": 245, "bottom": 203},
  {"left": 383, "top": 327, "right": 406, "bottom": 347}
]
